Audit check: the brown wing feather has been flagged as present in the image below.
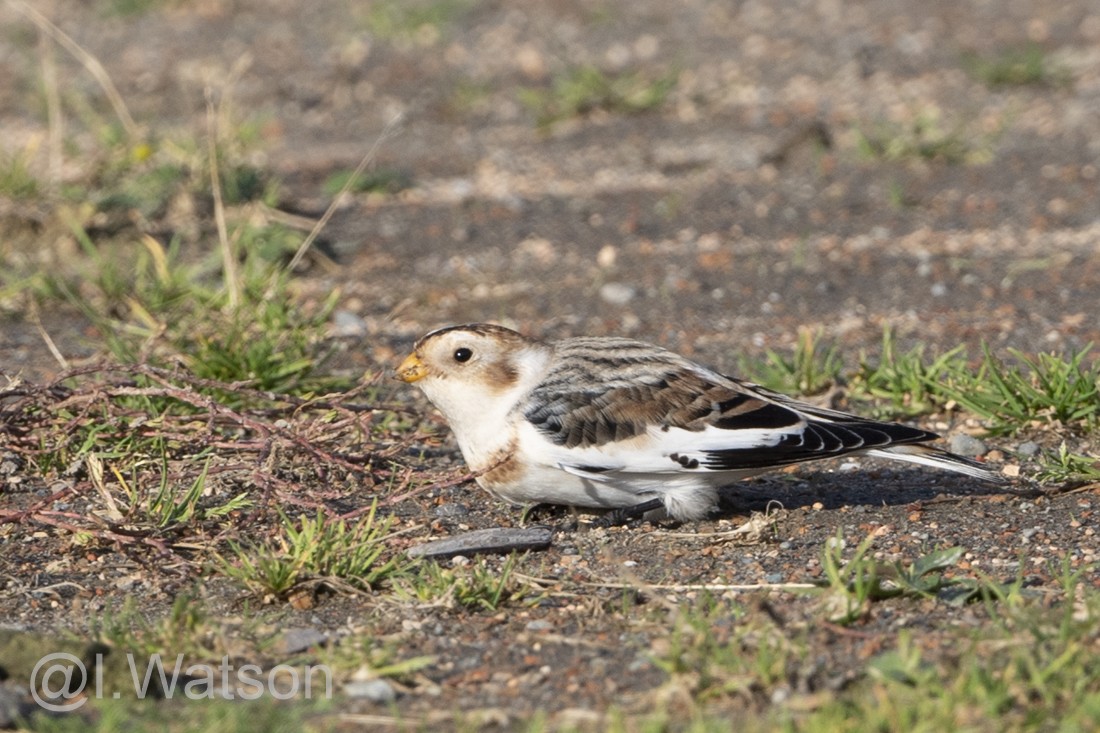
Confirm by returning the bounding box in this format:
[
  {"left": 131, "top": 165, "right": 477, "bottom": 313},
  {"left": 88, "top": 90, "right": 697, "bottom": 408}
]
[{"left": 525, "top": 368, "right": 802, "bottom": 449}]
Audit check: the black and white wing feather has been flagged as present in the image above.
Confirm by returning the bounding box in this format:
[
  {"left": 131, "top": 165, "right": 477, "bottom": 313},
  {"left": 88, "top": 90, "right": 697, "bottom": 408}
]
[{"left": 520, "top": 336, "right": 1002, "bottom": 483}]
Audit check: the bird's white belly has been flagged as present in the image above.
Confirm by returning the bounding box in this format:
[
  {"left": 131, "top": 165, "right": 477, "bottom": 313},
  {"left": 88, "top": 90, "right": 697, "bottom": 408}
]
[
  {"left": 477, "top": 463, "right": 727, "bottom": 520},
  {"left": 478, "top": 463, "right": 638, "bottom": 508}
]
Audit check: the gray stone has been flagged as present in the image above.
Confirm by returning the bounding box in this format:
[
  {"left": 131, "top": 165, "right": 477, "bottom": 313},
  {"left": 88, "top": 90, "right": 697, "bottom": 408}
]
[
  {"left": 273, "top": 628, "right": 329, "bottom": 655},
  {"left": 0, "top": 683, "right": 32, "bottom": 728},
  {"left": 343, "top": 678, "right": 396, "bottom": 703},
  {"left": 948, "top": 434, "right": 987, "bottom": 457},
  {"left": 407, "top": 526, "right": 552, "bottom": 559},
  {"left": 432, "top": 502, "right": 470, "bottom": 517},
  {"left": 1016, "top": 441, "right": 1041, "bottom": 457},
  {"left": 598, "top": 282, "right": 636, "bottom": 305},
  {"left": 331, "top": 310, "right": 368, "bottom": 337}
]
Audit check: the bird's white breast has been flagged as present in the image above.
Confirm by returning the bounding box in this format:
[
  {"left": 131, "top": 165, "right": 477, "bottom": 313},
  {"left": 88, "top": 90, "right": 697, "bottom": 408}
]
[{"left": 418, "top": 346, "right": 551, "bottom": 471}]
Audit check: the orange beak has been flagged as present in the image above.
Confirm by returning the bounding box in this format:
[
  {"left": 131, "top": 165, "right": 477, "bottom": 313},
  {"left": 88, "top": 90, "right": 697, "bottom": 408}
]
[{"left": 395, "top": 353, "right": 428, "bottom": 383}]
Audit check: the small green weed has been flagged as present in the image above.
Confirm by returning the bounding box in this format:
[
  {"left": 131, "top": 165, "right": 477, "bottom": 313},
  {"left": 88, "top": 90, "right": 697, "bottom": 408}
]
[
  {"left": 519, "top": 65, "right": 676, "bottom": 128},
  {"left": 364, "top": 0, "right": 471, "bottom": 41},
  {"left": 850, "top": 327, "right": 969, "bottom": 417},
  {"left": 856, "top": 109, "right": 989, "bottom": 165},
  {"left": 322, "top": 167, "right": 412, "bottom": 197},
  {"left": 1033, "top": 443, "right": 1100, "bottom": 485},
  {"left": 651, "top": 595, "right": 799, "bottom": 702},
  {"left": 965, "top": 44, "right": 1070, "bottom": 88},
  {"left": 446, "top": 78, "right": 493, "bottom": 117},
  {"left": 740, "top": 329, "right": 843, "bottom": 396},
  {"left": 0, "top": 147, "right": 40, "bottom": 199},
  {"left": 398, "top": 553, "right": 539, "bottom": 611},
  {"left": 818, "top": 534, "right": 992, "bottom": 624},
  {"left": 97, "top": 591, "right": 225, "bottom": 660},
  {"left": 39, "top": 234, "right": 344, "bottom": 400},
  {"left": 215, "top": 503, "right": 405, "bottom": 599},
  {"left": 105, "top": 453, "right": 252, "bottom": 529},
  {"left": 321, "top": 632, "right": 435, "bottom": 680},
  {"left": 939, "top": 344, "right": 1100, "bottom": 435}
]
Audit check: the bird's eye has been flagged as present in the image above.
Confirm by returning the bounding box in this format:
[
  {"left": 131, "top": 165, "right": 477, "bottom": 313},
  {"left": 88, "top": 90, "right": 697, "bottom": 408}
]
[{"left": 453, "top": 347, "right": 473, "bottom": 363}]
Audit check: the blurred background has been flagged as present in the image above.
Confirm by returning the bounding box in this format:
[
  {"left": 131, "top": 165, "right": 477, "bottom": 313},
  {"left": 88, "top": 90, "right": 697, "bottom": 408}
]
[{"left": 1, "top": 0, "right": 1098, "bottom": 375}]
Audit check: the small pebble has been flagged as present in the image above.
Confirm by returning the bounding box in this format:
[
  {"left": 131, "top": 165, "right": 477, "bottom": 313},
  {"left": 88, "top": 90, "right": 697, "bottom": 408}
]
[
  {"left": 331, "top": 310, "right": 368, "bottom": 337},
  {"left": 274, "top": 628, "right": 328, "bottom": 655},
  {"left": 599, "top": 282, "right": 636, "bottom": 305},
  {"left": 764, "top": 573, "right": 785, "bottom": 584},
  {"left": 0, "top": 684, "right": 31, "bottom": 729},
  {"left": 525, "top": 619, "right": 552, "bottom": 632},
  {"left": 948, "top": 434, "right": 987, "bottom": 457},
  {"left": 432, "top": 503, "right": 470, "bottom": 517},
  {"left": 1016, "top": 441, "right": 1041, "bottom": 457},
  {"left": 343, "top": 678, "right": 396, "bottom": 703}
]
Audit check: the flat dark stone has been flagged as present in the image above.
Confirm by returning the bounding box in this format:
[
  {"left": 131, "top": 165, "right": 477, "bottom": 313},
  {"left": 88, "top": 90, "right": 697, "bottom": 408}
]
[{"left": 407, "top": 527, "right": 553, "bottom": 559}]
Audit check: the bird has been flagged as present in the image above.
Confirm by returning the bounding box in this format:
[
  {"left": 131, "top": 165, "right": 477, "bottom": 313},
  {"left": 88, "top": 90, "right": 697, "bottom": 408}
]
[{"left": 395, "top": 323, "right": 1005, "bottom": 522}]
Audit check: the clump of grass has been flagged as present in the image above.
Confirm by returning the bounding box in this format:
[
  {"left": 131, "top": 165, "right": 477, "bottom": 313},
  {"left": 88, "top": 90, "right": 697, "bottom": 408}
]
[
  {"left": 321, "top": 632, "right": 436, "bottom": 681},
  {"left": 397, "top": 554, "right": 540, "bottom": 611},
  {"left": 6, "top": 5, "right": 280, "bottom": 241},
  {"left": 939, "top": 344, "right": 1100, "bottom": 435},
  {"left": 850, "top": 327, "right": 970, "bottom": 418},
  {"left": 92, "top": 451, "right": 251, "bottom": 530},
  {"left": 216, "top": 503, "right": 406, "bottom": 600},
  {"left": 817, "top": 534, "right": 991, "bottom": 624},
  {"left": 744, "top": 329, "right": 1099, "bottom": 445},
  {"left": 41, "top": 233, "right": 344, "bottom": 400},
  {"left": 644, "top": 548, "right": 1099, "bottom": 729},
  {"left": 322, "top": 167, "right": 412, "bottom": 197},
  {"left": 179, "top": 275, "right": 342, "bottom": 397},
  {"left": 856, "top": 109, "right": 989, "bottom": 165},
  {"left": 364, "top": 0, "right": 471, "bottom": 42},
  {"left": 740, "top": 328, "right": 843, "bottom": 396},
  {"left": 519, "top": 65, "right": 677, "bottom": 128},
  {"left": 3, "top": 360, "right": 395, "bottom": 575},
  {"left": 0, "top": 148, "right": 41, "bottom": 199},
  {"left": 849, "top": 563, "right": 1099, "bottom": 731},
  {"left": 97, "top": 591, "right": 230, "bottom": 660},
  {"left": 650, "top": 594, "right": 798, "bottom": 703},
  {"left": 1033, "top": 443, "right": 1100, "bottom": 485},
  {"left": 965, "top": 44, "right": 1071, "bottom": 88},
  {"left": 101, "top": 0, "right": 171, "bottom": 18}
]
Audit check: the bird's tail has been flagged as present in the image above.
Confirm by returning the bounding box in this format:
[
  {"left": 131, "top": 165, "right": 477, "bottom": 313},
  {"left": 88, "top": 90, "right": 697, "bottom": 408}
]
[{"left": 866, "top": 444, "right": 1008, "bottom": 484}]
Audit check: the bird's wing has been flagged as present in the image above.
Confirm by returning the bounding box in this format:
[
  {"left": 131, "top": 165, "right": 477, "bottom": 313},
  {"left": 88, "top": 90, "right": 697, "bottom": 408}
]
[{"left": 522, "top": 366, "right": 938, "bottom": 475}]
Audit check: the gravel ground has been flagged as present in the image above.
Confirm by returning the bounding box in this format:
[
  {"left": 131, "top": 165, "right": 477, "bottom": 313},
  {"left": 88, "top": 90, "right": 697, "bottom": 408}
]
[{"left": 1, "top": 0, "right": 1099, "bottom": 728}]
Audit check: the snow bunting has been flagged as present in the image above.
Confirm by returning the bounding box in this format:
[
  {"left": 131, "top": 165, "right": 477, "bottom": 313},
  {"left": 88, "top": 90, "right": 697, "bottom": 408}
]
[{"left": 396, "top": 324, "right": 1004, "bottom": 522}]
